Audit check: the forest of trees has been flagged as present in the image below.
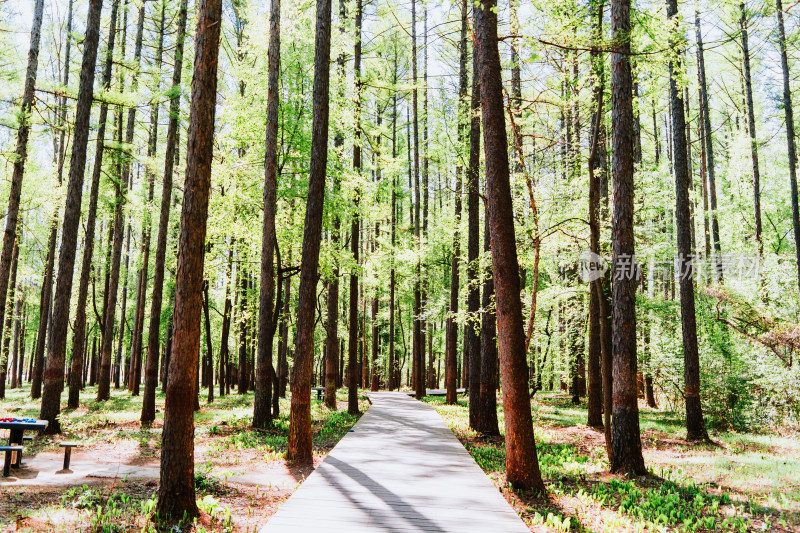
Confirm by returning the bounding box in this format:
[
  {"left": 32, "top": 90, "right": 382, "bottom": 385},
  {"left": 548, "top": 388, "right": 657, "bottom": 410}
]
[{"left": 1, "top": 0, "right": 799, "bottom": 524}]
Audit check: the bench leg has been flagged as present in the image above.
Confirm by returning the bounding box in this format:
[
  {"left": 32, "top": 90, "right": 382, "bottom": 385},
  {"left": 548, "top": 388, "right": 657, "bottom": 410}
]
[
  {"left": 9, "top": 430, "right": 21, "bottom": 468},
  {"left": 3, "top": 451, "right": 10, "bottom": 477},
  {"left": 63, "top": 448, "right": 72, "bottom": 470}
]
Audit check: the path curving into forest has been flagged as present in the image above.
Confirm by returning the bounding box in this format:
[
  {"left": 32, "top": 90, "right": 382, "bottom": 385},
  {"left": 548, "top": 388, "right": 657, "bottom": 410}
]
[{"left": 261, "top": 391, "right": 528, "bottom": 532}]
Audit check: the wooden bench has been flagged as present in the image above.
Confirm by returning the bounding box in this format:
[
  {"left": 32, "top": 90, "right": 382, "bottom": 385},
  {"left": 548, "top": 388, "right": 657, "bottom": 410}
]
[
  {"left": 59, "top": 441, "right": 80, "bottom": 470},
  {"left": 311, "top": 387, "right": 325, "bottom": 401},
  {"left": 1, "top": 445, "right": 23, "bottom": 477}
]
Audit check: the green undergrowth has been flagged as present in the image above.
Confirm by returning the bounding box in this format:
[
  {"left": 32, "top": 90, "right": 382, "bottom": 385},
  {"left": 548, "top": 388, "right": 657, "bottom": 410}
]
[{"left": 424, "top": 393, "right": 799, "bottom": 532}]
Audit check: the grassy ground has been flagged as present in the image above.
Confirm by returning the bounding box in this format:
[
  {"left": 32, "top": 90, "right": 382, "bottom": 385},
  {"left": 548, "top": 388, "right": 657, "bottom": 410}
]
[
  {"left": 0, "top": 384, "right": 367, "bottom": 532},
  {"left": 424, "top": 392, "right": 800, "bottom": 533}
]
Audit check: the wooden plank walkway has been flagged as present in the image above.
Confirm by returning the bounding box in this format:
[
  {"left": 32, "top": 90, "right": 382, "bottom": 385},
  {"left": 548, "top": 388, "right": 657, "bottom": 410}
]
[{"left": 262, "top": 391, "right": 529, "bottom": 532}]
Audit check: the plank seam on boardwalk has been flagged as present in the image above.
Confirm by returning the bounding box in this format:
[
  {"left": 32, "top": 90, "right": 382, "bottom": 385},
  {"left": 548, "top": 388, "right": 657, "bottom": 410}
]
[{"left": 261, "top": 391, "right": 529, "bottom": 533}]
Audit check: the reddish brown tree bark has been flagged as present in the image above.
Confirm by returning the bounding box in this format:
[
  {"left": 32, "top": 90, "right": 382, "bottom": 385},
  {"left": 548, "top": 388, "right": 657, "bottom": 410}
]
[
  {"left": 155, "top": 0, "right": 223, "bottom": 521},
  {"left": 40, "top": 0, "right": 105, "bottom": 432},
  {"left": 287, "top": 0, "right": 332, "bottom": 464},
  {"left": 475, "top": 0, "right": 544, "bottom": 492}
]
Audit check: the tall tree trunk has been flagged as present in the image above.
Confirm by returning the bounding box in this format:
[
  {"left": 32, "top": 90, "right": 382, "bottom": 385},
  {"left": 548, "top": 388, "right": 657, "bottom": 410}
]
[
  {"left": 98, "top": 1, "right": 144, "bottom": 401},
  {"left": 9, "top": 293, "right": 24, "bottom": 390},
  {"left": 388, "top": 57, "right": 399, "bottom": 391},
  {"left": 668, "top": 0, "right": 709, "bottom": 442},
  {"left": 775, "top": 0, "right": 800, "bottom": 296},
  {"left": 203, "top": 281, "right": 214, "bottom": 403},
  {"left": 31, "top": 222, "right": 55, "bottom": 399},
  {"left": 0, "top": 0, "right": 43, "bottom": 369},
  {"left": 446, "top": 0, "right": 468, "bottom": 405},
  {"left": 422, "top": 6, "right": 431, "bottom": 393},
  {"left": 586, "top": 0, "right": 605, "bottom": 429},
  {"left": 467, "top": 44, "right": 482, "bottom": 429},
  {"left": 115, "top": 221, "right": 131, "bottom": 388},
  {"left": 156, "top": 0, "right": 222, "bottom": 522},
  {"left": 0, "top": 238, "right": 19, "bottom": 399},
  {"left": 326, "top": 0, "right": 347, "bottom": 405},
  {"left": 370, "top": 225, "right": 379, "bottom": 391},
  {"left": 237, "top": 263, "right": 249, "bottom": 394},
  {"left": 476, "top": 220, "right": 501, "bottom": 437},
  {"left": 475, "top": 0, "right": 544, "bottom": 492},
  {"left": 347, "top": 0, "right": 363, "bottom": 415},
  {"left": 278, "top": 266, "right": 290, "bottom": 396},
  {"left": 142, "top": 0, "right": 187, "bottom": 423},
  {"left": 694, "top": 1, "right": 723, "bottom": 281},
  {"left": 133, "top": 1, "right": 166, "bottom": 396},
  {"left": 739, "top": 3, "right": 762, "bottom": 254},
  {"left": 411, "top": 0, "right": 425, "bottom": 401},
  {"left": 67, "top": 0, "right": 123, "bottom": 409},
  {"left": 287, "top": 0, "right": 332, "bottom": 464},
  {"left": 40, "top": 0, "right": 106, "bottom": 432},
  {"left": 609, "top": 0, "right": 646, "bottom": 476},
  {"left": 37, "top": 0, "right": 74, "bottom": 396},
  {"left": 218, "top": 239, "right": 234, "bottom": 398},
  {"left": 254, "top": 0, "right": 281, "bottom": 428}
]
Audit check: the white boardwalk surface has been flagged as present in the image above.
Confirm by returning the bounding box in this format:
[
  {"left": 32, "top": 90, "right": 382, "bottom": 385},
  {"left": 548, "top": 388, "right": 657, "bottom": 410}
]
[{"left": 262, "top": 391, "right": 529, "bottom": 532}]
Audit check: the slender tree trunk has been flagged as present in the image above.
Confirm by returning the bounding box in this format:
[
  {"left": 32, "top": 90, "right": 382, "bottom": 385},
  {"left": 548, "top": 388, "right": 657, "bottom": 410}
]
[
  {"left": 156, "top": 0, "right": 222, "bottom": 521},
  {"left": 326, "top": 0, "right": 347, "bottom": 407},
  {"left": 370, "top": 225, "right": 380, "bottom": 391},
  {"left": 0, "top": 0, "right": 43, "bottom": 372},
  {"left": 133, "top": 1, "right": 165, "bottom": 396},
  {"left": 467, "top": 45, "right": 482, "bottom": 429},
  {"left": 476, "top": 217, "right": 501, "bottom": 437},
  {"left": 202, "top": 281, "right": 214, "bottom": 403},
  {"left": 31, "top": 223, "right": 55, "bottom": 399},
  {"left": 475, "top": 0, "right": 544, "bottom": 491},
  {"left": 388, "top": 59, "right": 398, "bottom": 391},
  {"left": 609, "top": 0, "right": 646, "bottom": 476},
  {"left": 587, "top": 0, "right": 605, "bottom": 429},
  {"left": 98, "top": 1, "right": 144, "bottom": 401},
  {"left": 0, "top": 239, "right": 19, "bottom": 399},
  {"left": 694, "top": 1, "right": 723, "bottom": 281},
  {"left": 278, "top": 268, "right": 290, "bottom": 396},
  {"left": 142, "top": 0, "right": 187, "bottom": 423},
  {"left": 254, "top": 0, "right": 281, "bottom": 428},
  {"left": 237, "top": 263, "right": 249, "bottom": 394},
  {"left": 9, "top": 295, "right": 23, "bottom": 390},
  {"left": 287, "top": 0, "right": 332, "bottom": 464},
  {"left": 40, "top": 0, "right": 106, "bottom": 432},
  {"left": 218, "top": 240, "right": 233, "bottom": 398},
  {"left": 37, "top": 0, "right": 74, "bottom": 395},
  {"left": 667, "top": 0, "right": 709, "bottom": 442},
  {"left": 67, "top": 0, "right": 123, "bottom": 408},
  {"left": 739, "top": 3, "right": 762, "bottom": 254},
  {"left": 446, "top": 0, "right": 468, "bottom": 405},
  {"left": 411, "top": 0, "right": 425, "bottom": 401},
  {"left": 114, "top": 221, "right": 131, "bottom": 388},
  {"left": 775, "top": 0, "right": 800, "bottom": 296},
  {"left": 347, "top": 0, "right": 363, "bottom": 415}
]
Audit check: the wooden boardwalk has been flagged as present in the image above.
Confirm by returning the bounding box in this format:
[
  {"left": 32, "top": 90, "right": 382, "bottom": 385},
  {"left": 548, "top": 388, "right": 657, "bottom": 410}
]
[{"left": 262, "top": 391, "right": 529, "bottom": 532}]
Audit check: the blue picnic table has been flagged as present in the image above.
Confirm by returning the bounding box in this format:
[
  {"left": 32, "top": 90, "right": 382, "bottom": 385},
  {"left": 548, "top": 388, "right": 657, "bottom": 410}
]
[{"left": 0, "top": 418, "right": 48, "bottom": 468}]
